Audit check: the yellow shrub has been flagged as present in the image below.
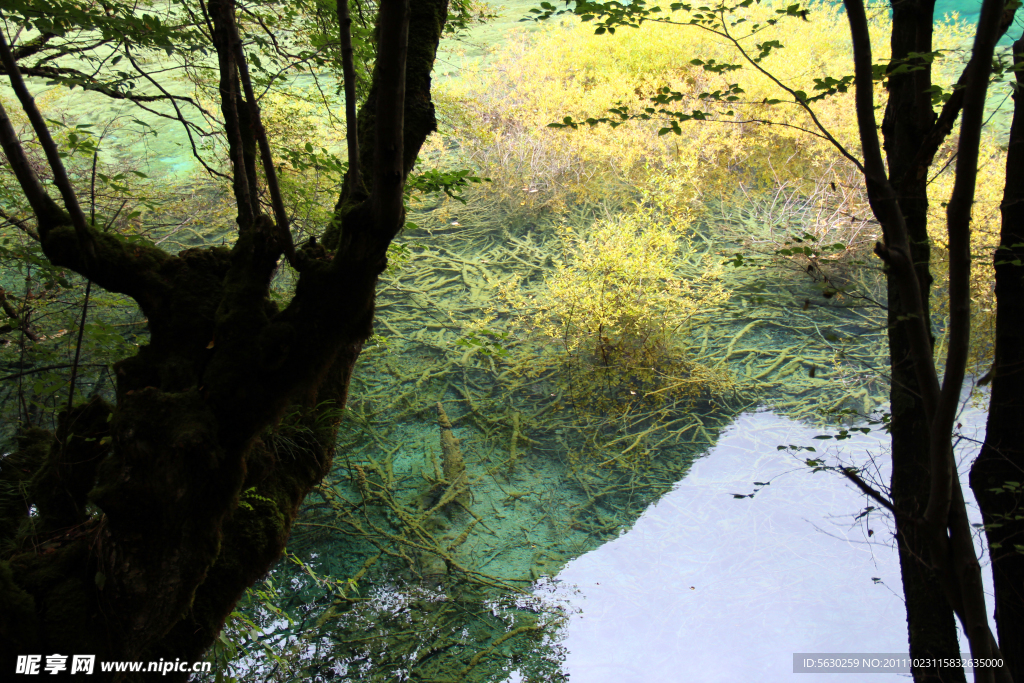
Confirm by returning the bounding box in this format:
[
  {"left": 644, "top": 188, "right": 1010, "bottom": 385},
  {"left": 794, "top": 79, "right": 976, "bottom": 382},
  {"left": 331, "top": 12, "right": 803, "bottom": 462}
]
[
  {"left": 441, "top": 1, "right": 997, "bottom": 373},
  {"left": 927, "top": 136, "right": 1007, "bottom": 374},
  {"left": 493, "top": 206, "right": 732, "bottom": 427},
  {"left": 440, "top": 1, "right": 979, "bottom": 211},
  {"left": 439, "top": 3, "right": 883, "bottom": 215},
  {"left": 541, "top": 212, "right": 725, "bottom": 360}
]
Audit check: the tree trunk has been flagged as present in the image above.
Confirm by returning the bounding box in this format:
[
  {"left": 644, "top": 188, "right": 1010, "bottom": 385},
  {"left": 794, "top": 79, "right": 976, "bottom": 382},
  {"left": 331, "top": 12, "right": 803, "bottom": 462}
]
[
  {"left": 970, "top": 34, "right": 1024, "bottom": 683},
  {"left": 881, "top": 1, "right": 967, "bottom": 679},
  {"left": 0, "top": 0, "right": 449, "bottom": 679}
]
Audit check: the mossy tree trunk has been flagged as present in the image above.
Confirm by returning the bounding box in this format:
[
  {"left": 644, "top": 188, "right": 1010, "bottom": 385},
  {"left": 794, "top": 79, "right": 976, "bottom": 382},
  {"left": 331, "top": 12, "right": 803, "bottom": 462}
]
[{"left": 0, "top": 0, "right": 449, "bottom": 679}]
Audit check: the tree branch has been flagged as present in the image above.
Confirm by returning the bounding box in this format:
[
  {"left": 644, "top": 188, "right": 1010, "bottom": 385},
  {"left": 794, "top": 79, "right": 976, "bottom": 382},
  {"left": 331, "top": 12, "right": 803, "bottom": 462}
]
[
  {"left": 928, "top": 0, "right": 1005, "bottom": 529},
  {"left": 0, "top": 286, "right": 39, "bottom": 342},
  {"left": 370, "top": 0, "right": 409, "bottom": 238},
  {"left": 840, "top": 467, "right": 897, "bottom": 515},
  {"left": 121, "top": 46, "right": 230, "bottom": 181},
  {"left": 897, "top": 4, "right": 1018, "bottom": 194},
  {"left": 338, "top": 0, "right": 363, "bottom": 197},
  {"left": 0, "top": 83, "right": 68, "bottom": 233},
  {"left": 716, "top": 15, "right": 866, "bottom": 175},
  {"left": 0, "top": 363, "right": 108, "bottom": 382},
  {"left": 8, "top": 63, "right": 213, "bottom": 109},
  {"left": 9, "top": 31, "right": 54, "bottom": 62},
  {"left": 206, "top": 0, "right": 256, "bottom": 228},
  {"left": 924, "top": 0, "right": 1010, "bottom": 677},
  {"left": 0, "top": 207, "right": 40, "bottom": 241},
  {"left": 846, "top": 0, "right": 1013, "bottom": 677},
  {"left": 231, "top": 16, "right": 296, "bottom": 264},
  {"left": 843, "top": 0, "right": 939, "bottom": 416},
  {"left": 0, "top": 24, "right": 94, "bottom": 257}
]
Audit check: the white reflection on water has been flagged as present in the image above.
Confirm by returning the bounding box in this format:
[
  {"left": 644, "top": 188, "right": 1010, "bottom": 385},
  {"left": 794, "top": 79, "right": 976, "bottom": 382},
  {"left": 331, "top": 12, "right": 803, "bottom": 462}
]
[{"left": 538, "top": 405, "right": 989, "bottom": 683}]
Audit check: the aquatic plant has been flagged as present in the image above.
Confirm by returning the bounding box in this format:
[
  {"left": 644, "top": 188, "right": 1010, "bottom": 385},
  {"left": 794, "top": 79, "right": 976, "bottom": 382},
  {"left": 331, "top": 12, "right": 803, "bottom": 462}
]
[
  {"left": 527, "top": 0, "right": 1024, "bottom": 676},
  {"left": 438, "top": 1, "right": 1002, "bottom": 377},
  {"left": 517, "top": 209, "right": 727, "bottom": 393}
]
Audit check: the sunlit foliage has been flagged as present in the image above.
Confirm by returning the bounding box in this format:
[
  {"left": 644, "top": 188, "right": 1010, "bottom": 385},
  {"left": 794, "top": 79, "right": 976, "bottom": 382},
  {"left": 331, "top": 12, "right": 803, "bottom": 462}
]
[{"left": 438, "top": 0, "right": 1005, "bottom": 375}]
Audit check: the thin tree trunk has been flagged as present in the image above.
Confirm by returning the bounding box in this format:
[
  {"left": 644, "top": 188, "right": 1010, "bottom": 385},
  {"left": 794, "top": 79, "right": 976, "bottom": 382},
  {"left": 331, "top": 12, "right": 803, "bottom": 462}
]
[{"left": 881, "top": 1, "right": 966, "bottom": 677}]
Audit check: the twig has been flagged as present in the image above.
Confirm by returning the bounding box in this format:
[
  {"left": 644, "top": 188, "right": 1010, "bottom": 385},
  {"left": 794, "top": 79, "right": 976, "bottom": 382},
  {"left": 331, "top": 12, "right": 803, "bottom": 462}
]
[{"left": 840, "top": 467, "right": 896, "bottom": 514}]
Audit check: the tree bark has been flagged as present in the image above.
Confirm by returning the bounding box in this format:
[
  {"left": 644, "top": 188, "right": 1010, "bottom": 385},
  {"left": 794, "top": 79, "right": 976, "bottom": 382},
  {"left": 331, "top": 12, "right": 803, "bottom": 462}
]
[
  {"left": 880, "top": 2, "right": 967, "bottom": 679},
  {"left": 970, "top": 34, "right": 1024, "bottom": 683},
  {"left": 845, "top": 0, "right": 1012, "bottom": 678},
  {"left": 0, "top": 0, "right": 450, "bottom": 679}
]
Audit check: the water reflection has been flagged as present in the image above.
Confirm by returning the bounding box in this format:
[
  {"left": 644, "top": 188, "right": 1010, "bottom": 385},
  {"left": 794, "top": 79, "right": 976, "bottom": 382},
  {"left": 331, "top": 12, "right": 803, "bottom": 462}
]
[{"left": 528, "top": 404, "right": 989, "bottom": 683}]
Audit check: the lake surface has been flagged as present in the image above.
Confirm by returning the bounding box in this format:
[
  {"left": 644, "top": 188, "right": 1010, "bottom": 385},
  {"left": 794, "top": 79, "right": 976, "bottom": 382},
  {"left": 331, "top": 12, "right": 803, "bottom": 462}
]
[
  {"left": 513, "top": 400, "right": 991, "bottom": 682},
  {"left": 4, "top": 2, "right": 1000, "bottom": 680},
  {"left": 434, "top": 11, "right": 995, "bottom": 680},
  {"left": 256, "top": 5, "right": 997, "bottom": 682}
]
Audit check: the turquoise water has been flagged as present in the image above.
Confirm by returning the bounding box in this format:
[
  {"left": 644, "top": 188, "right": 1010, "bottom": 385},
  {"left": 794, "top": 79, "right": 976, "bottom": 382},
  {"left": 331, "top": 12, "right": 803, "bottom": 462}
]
[{"left": 939, "top": 0, "right": 982, "bottom": 25}]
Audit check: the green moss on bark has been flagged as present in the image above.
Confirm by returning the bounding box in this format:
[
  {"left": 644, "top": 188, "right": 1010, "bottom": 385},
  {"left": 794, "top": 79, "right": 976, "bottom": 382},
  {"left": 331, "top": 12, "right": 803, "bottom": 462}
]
[{"left": 1, "top": 3, "right": 451, "bottom": 678}]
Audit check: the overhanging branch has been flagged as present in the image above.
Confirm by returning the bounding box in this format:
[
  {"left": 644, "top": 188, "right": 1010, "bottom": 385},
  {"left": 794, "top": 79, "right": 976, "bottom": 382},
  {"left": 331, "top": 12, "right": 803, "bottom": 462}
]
[{"left": 897, "top": 4, "right": 1018, "bottom": 194}]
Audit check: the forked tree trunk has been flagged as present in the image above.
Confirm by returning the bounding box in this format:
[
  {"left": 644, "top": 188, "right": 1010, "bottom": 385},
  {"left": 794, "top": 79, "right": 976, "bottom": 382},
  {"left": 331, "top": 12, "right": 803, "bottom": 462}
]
[
  {"left": 0, "top": 1, "right": 449, "bottom": 679},
  {"left": 844, "top": 0, "right": 1014, "bottom": 678},
  {"left": 881, "top": 0, "right": 966, "bottom": 679}
]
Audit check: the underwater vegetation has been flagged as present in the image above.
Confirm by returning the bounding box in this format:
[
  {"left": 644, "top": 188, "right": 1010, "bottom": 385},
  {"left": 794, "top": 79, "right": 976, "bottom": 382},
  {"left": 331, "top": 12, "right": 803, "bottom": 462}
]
[
  {"left": 197, "top": 8, "right": 925, "bottom": 682},
  {"left": 0, "top": 0, "right": 1013, "bottom": 680}
]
